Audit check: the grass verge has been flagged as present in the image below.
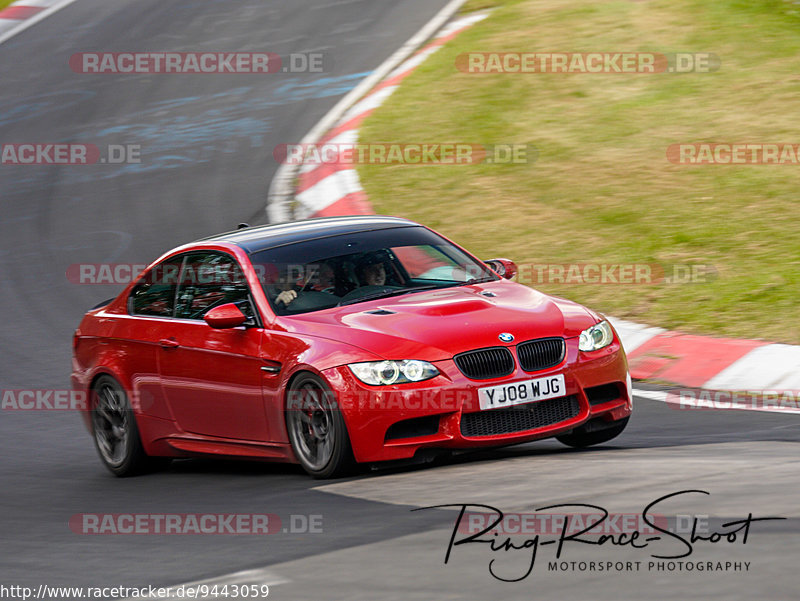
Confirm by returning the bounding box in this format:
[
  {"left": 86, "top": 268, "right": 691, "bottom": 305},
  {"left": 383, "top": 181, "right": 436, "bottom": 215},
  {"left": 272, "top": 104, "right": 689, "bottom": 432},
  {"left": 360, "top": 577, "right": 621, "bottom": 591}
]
[{"left": 358, "top": 0, "right": 800, "bottom": 343}]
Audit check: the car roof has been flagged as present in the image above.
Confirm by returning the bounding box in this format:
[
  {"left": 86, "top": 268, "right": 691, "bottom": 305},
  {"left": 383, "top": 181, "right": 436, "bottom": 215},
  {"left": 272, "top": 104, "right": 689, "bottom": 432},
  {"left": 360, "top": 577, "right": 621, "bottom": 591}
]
[{"left": 197, "top": 215, "right": 420, "bottom": 254}]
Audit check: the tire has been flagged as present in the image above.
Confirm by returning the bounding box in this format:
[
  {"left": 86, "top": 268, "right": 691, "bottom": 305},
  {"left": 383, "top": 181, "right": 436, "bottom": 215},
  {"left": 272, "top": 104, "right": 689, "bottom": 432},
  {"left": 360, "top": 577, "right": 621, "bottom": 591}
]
[
  {"left": 556, "top": 417, "right": 630, "bottom": 448},
  {"left": 285, "top": 373, "right": 356, "bottom": 479},
  {"left": 91, "top": 375, "right": 169, "bottom": 477}
]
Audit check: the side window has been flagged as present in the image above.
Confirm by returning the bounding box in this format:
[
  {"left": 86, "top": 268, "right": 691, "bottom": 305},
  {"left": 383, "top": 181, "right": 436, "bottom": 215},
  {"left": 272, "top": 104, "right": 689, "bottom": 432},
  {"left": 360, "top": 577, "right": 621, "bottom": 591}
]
[
  {"left": 128, "top": 256, "right": 184, "bottom": 317},
  {"left": 174, "top": 252, "right": 257, "bottom": 322}
]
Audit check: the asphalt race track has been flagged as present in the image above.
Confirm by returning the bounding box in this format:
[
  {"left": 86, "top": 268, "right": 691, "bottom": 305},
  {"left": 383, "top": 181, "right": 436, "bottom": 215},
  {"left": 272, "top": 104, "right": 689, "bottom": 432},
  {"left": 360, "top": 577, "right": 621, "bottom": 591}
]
[{"left": 0, "top": 2, "right": 798, "bottom": 599}]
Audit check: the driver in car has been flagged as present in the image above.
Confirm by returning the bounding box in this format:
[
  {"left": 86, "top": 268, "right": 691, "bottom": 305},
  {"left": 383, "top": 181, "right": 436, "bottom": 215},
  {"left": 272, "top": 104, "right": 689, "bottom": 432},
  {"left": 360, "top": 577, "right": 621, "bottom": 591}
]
[{"left": 275, "top": 262, "right": 335, "bottom": 307}]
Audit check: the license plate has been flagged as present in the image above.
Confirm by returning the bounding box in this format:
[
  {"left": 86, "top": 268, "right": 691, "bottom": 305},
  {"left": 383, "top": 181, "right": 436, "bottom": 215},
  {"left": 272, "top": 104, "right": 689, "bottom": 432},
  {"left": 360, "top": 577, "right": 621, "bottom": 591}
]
[{"left": 478, "top": 374, "right": 566, "bottom": 410}]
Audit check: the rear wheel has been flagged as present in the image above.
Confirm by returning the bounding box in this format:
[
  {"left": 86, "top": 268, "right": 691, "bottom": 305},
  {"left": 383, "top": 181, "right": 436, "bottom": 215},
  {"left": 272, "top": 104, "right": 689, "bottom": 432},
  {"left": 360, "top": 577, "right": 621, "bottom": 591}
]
[
  {"left": 91, "top": 375, "right": 169, "bottom": 476},
  {"left": 286, "top": 373, "right": 356, "bottom": 479},
  {"left": 557, "top": 417, "right": 629, "bottom": 448}
]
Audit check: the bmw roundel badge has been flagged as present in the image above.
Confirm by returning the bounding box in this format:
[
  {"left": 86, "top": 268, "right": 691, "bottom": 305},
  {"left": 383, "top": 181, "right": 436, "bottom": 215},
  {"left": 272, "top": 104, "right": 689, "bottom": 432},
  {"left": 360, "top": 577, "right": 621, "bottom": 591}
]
[{"left": 498, "top": 332, "right": 514, "bottom": 343}]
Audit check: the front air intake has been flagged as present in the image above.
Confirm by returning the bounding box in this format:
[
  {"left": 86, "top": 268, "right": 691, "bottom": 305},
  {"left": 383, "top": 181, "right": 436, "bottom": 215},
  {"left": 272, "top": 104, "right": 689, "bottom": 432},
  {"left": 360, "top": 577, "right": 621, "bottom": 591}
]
[
  {"left": 461, "top": 395, "right": 580, "bottom": 437},
  {"left": 517, "top": 337, "right": 565, "bottom": 372},
  {"left": 454, "top": 347, "right": 515, "bottom": 380}
]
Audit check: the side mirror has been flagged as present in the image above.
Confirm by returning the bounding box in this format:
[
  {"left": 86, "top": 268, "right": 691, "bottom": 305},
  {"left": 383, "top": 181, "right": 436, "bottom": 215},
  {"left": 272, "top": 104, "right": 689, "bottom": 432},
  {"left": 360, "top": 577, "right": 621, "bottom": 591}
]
[
  {"left": 204, "top": 303, "right": 247, "bottom": 329},
  {"left": 484, "top": 258, "right": 518, "bottom": 280}
]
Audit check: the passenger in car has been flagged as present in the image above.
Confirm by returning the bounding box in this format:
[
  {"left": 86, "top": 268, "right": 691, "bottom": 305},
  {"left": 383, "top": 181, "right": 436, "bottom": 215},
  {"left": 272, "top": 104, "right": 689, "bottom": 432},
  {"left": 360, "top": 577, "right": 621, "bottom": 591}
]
[{"left": 356, "top": 256, "right": 387, "bottom": 287}]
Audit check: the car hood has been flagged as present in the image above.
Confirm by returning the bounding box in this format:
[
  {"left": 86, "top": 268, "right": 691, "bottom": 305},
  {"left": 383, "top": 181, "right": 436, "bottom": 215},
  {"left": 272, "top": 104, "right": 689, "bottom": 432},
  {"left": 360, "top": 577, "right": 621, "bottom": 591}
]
[{"left": 279, "top": 280, "right": 600, "bottom": 362}]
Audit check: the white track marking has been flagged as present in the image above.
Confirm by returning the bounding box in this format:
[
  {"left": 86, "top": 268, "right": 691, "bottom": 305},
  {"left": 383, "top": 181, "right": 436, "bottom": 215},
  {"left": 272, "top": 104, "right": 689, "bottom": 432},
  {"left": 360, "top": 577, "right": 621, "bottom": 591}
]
[
  {"left": 631, "top": 387, "right": 668, "bottom": 402},
  {"left": 267, "top": 0, "right": 471, "bottom": 222},
  {"left": 633, "top": 386, "right": 800, "bottom": 415},
  {"left": 384, "top": 44, "right": 443, "bottom": 81},
  {"left": 122, "top": 568, "right": 289, "bottom": 600},
  {"left": 336, "top": 84, "right": 398, "bottom": 126}
]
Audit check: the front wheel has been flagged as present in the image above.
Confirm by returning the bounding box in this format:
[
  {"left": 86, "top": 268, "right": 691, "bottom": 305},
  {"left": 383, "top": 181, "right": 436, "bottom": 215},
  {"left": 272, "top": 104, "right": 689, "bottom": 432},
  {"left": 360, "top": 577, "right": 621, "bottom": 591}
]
[
  {"left": 556, "top": 416, "right": 629, "bottom": 448},
  {"left": 91, "top": 375, "right": 169, "bottom": 477},
  {"left": 286, "top": 373, "right": 356, "bottom": 479}
]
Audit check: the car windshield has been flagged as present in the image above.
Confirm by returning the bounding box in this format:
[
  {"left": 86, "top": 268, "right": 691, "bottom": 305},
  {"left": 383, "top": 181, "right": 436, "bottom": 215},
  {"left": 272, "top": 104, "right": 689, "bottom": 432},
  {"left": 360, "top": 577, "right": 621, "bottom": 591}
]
[{"left": 249, "top": 226, "right": 499, "bottom": 315}]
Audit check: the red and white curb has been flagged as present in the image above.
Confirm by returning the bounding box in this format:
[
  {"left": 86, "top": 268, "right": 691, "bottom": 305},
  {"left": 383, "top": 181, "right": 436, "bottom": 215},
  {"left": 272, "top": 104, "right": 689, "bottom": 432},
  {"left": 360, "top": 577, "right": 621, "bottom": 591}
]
[
  {"left": 265, "top": 5, "right": 800, "bottom": 403},
  {"left": 0, "top": 0, "right": 76, "bottom": 45},
  {"left": 291, "top": 11, "right": 488, "bottom": 219},
  {"left": 610, "top": 318, "right": 800, "bottom": 395}
]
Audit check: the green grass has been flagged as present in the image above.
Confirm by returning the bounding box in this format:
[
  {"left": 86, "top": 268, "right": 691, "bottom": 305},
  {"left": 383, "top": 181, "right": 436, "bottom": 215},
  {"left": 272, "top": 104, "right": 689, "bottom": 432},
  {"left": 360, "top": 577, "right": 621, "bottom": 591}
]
[
  {"left": 0, "top": 0, "right": 16, "bottom": 10},
  {"left": 357, "top": 0, "right": 800, "bottom": 344}
]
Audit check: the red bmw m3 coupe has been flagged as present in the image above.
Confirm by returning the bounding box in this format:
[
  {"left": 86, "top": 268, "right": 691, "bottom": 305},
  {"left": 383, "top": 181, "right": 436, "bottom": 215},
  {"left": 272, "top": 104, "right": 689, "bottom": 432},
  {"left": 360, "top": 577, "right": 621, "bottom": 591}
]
[{"left": 72, "top": 216, "right": 631, "bottom": 478}]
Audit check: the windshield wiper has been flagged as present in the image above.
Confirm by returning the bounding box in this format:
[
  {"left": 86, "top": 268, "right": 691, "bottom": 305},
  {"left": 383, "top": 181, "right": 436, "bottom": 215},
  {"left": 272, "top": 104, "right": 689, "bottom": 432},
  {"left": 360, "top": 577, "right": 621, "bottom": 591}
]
[{"left": 337, "top": 284, "right": 456, "bottom": 307}]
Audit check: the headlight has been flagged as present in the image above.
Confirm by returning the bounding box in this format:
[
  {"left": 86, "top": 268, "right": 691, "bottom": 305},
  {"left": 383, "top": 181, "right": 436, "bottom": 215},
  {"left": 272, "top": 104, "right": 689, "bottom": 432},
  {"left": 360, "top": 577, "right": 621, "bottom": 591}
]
[
  {"left": 348, "top": 360, "right": 439, "bottom": 386},
  {"left": 579, "top": 320, "right": 614, "bottom": 352}
]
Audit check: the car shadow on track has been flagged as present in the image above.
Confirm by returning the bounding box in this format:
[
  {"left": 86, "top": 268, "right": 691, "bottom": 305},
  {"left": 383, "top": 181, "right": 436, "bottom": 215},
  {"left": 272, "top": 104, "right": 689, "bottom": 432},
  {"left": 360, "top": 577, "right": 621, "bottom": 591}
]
[{"left": 147, "top": 394, "right": 800, "bottom": 483}]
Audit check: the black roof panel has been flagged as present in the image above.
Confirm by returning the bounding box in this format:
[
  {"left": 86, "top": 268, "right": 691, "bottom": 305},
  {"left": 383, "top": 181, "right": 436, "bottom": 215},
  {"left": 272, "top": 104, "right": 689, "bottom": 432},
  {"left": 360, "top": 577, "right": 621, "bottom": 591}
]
[{"left": 198, "top": 215, "right": 419, "bottom": 253}]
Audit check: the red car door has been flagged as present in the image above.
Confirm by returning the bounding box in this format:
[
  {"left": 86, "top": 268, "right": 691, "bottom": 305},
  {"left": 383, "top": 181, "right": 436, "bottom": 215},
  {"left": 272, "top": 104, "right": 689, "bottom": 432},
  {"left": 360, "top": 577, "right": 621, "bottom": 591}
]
[
  {"left": 123, "top": 254, "right": 186, "bottom": 422},
  {"left": 156, "top": 251, "right": 273, "bottom": 442}
]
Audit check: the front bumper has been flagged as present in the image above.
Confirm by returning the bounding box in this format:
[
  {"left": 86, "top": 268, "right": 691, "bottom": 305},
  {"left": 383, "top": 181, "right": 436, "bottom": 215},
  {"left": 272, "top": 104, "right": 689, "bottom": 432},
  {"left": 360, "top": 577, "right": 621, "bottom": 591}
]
[{"left": 322, "top": 336, "right": 631, "bottom": 463}]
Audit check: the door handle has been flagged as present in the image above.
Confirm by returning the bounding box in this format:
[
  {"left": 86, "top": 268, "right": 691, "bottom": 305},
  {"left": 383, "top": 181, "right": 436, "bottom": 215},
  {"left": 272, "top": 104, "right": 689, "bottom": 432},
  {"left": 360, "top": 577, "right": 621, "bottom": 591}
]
[{"left": 159, "top": 338, "right": 180, "bottom": 349}]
